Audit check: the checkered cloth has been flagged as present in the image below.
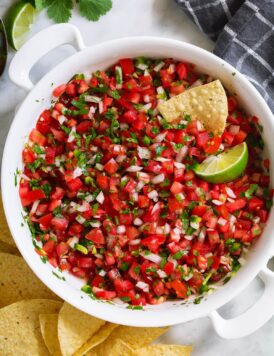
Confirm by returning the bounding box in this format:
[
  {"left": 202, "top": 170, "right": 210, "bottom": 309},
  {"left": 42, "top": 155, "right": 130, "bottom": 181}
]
[{"left": 174, "top": 0, "right": 274, "bottom": 112}]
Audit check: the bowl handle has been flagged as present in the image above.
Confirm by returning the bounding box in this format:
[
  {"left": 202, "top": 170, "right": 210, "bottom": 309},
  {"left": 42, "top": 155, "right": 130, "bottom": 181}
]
[
  {"left": 209, "top": 266, "right": 274, "bottom": 339},
  {"left": 9, "top": 23, "right": 85, "bottom": 91}
]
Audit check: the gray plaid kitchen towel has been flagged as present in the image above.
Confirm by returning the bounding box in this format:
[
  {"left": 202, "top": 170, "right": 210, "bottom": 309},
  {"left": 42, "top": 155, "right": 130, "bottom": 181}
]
[{"left": 174, "top": 0, "right": 274, "bottom": 112}]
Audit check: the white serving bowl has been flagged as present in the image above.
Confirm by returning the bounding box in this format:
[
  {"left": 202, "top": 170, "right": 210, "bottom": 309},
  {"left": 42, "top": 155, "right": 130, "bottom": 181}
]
[{"left": 2, "top": 24, "right": 274, "bottom": 339}]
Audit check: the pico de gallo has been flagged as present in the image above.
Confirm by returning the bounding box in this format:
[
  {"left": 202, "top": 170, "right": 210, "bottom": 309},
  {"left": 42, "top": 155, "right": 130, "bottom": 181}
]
[{"left": 19, "top": 57, "right": 272, "bottom": 306}]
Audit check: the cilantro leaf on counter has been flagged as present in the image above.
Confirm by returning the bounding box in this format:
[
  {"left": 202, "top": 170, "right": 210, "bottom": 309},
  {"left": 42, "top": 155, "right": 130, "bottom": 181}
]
[
  {"left": 79, "top": 0, "right": 112, "bottom": 21},
  {"left": 43, "top": 0, "right": 73, "bottom": 23},
  {"left": 30, "top": 0, "right": 112, "bottom": 23}
]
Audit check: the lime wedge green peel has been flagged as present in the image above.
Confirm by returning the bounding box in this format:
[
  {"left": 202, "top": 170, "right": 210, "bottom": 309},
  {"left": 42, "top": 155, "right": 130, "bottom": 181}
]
[
  {"left": 194, "top": 142, "right": 248, "bottom": 184},
  {"left": 4, "top": 1, "right": 37, "bottom": 50}
]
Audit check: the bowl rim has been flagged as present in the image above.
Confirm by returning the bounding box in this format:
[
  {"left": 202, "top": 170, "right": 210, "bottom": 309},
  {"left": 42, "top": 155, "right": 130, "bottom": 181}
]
[{"left": 2, "top": 36, "right": 274, "bottom": 326}]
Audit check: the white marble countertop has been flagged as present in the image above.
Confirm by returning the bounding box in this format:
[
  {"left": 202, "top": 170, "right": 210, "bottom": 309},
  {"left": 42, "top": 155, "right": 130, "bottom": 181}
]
[{"left": 0, "top": 1, "right": 273, "bottom": 355}]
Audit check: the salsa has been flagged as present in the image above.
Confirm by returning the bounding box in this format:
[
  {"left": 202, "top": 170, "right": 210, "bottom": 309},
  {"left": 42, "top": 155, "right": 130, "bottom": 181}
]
[{"left": 19, "top": 57, "right": 272, "bottom": 306}]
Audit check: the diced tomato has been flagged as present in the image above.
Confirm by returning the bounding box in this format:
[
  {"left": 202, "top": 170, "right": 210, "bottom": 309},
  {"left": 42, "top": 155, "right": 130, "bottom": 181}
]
[
  {"left": 176, "top": 62, "right": 188, "bottom": 80},
  {"left": 233, "top": 130, "right": 247, "bottom": 145},
  {"left": 86, "top": 228, "right": 105, "bottom": 244},
  {"left": 51, "top": 216, "right": 69, "bottom": 231},
  {"left": 97, "top": 175, "right": 109, "bottom": 190},
  {"left": 29, "top": 128, "right": 47, "bottom": 146},
  {"left": 21, "top": 189, "right": 46, "bottom": 207},
  {"left": 170, "top": 181, "right": 183, "bottom": 195},
  {"left": 141, "top": 234, "right": 165, "bottom": 252},
  {"left": 248, "top": 197, "right": 264, "bottom": 211},
  {"left": 67, "top": 178, "right": 83, "bottom": 192},
  {"left": 204, "top": 137, "right": 221, "bottom": 154},
  {"left": 119, "top": 58, "right": 135, "bottom": 75},
  {"left": 226, "top": 198, "right": 246, "bottom": 212},
  {"left": 166, "top": 280, "right": 188, "bottom": 298},
  {"left": 53, "top": 84, "right": 66, "bottom": 97}
]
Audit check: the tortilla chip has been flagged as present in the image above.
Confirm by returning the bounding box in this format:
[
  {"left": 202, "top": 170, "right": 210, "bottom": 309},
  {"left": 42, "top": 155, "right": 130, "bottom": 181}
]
[
  {"left": 0, "top": 252, "right": 60, "bottom": 307},
  {"left": 97, "top": 338, "right": 136, "bottom": 356},
  {"left": 40, "top": 314, "right": 62, "bottom": 356},
  {"left": 135, "top": 344, "right": 193, "bottom": 356},
  {"left": 92, "top": 325, "right": 169, "bottom": 354},
  {"left": 0, "top": 299, "right": 62, "bottom": 356},
  {"left": 58, "top": 302, "right": 105, "bottom": 356},
  {"left": 75, "top": 323, "right": 118, "bottom": 356},
  {"left": 0, "top": 197, "right": 17, "bottom": 248},
  {"left": 0, "top": 240, "right": 20, "bottom": 255},
  {"left": 158, "top": 80, "right": 228, "bottom": 136}
]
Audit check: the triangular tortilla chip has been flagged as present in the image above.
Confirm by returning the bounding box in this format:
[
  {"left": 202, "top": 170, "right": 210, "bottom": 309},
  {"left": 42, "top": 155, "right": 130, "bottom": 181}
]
[
  {"left": 136, "top": 344, "right": 193, "bottom": 356},
  {"left": 0, "top": 299, "right": 62, "bottom": 356},
  {"left": 39, "top": 314, "right": 62, "bottom": 356},
  {"left": 0, "top": 252, "right": 60, "bottom": 307},
  {"left": 158, "top": 80, "right": 228, "bottom": 136},
  {"left": 58, "top": 302, "right": 105, "bottom": 356}
]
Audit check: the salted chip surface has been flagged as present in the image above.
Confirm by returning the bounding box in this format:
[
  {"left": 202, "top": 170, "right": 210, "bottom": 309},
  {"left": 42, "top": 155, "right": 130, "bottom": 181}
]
[
  {"left": 0, "top": 252, "right": 59, "bottom": 307},
  {"left": 39, "top": 314, "right": 62, "bottom": 356},
  {"left": 76, "top": 323, "right": 118, "bottom": 356},
  {"left": 96, "top": 338, "right": 135, "bottom": 356},
  {"left": 0, "top": 299, "right": 62, "bottom": 356},
  {"left": 92, "top": 325, "right": 169, "bottom": 354},
  {"left": 58, "top": 302, "right": 105, "bottom": 356},
  {"left": 135, "top": 344, "right": 193, "bottom": 356},
  {"left": 158, "top": 80, "right": 228, "bottom": 136},
  {"left": 0, "top": 197, "right": 17, "bottom": 248}
]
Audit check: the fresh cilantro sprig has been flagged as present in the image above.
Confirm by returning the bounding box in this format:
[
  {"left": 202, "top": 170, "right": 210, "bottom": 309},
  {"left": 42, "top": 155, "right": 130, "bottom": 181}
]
[{"left": 29, "top": 0, "right": 112, "bottom": 24}]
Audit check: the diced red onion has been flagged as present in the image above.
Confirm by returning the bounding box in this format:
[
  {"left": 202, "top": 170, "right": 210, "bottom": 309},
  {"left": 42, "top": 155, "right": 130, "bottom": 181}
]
[
  {"left": 184, "top": 235, "right": 194, "bottom": 241},
  {"left": 198, "top": 227, "right": 206, "bottom": 242},
  {"left": 30, "top": 200, "right": 40, "bottom": 215},
  {"left": 138, "top": 172, "right": 151, "bottom": 183},
  {"left": 129, "top": 238, "right": 141, "bottom": 245},
  {"left": 95, "top": 163, "right": 103, "bottom": 171},
  {"left": 174, "top": 162, "right": 185, "bottom": 169},
  {"left": 176, "top": 146, "right": 188, "bottom": 162},
  {"left": 218, "top": 217, "right": 227, "bottom": 226},
  {"left": 157, "top": 269, "right": 167, "bottom": 278},
  {"left": 141, "top": 103, "right": 152, "bottom": 112},
  {"left": 229, "top": 125, "right": 240, "bottom": 135},
  {"left": 116, "top": 154, "right": 127, "bottom": 163},
  {"left": 155, "top": 132, "right": 167, "bottom": 143},
  {"left": 154, "top": 61, "right": 165, "bottom": 72},
  {"left": 117, "top": 225, "right": 126, "bottom": 234},
  {"left": 152, "top": 173, "right": 165, "bottom": 184},
  {"left": 126, "top": 165, "right": 143, "bottom": 172},
  {"left": 189, "top": 79, "right": 203, "bottom": 88},
  {"left": 151, "top": 202, "right": 161, "bottom": 215},
  {"left": 58, "top": 115, "right": 67, "bottom": 125},
  {"left": 133, "top": 218, "right": 143, "bottom": 226},
  {"left": 73, "top": 167, "right": 83, "bottom": 179},
  {"left": 76, "top": 215, "right": 86, "bottom": 224},
  {"left": 68, "top": 126, "right": 76, "bottom": 143},
  {"left": 85, "top": 95, "right": 101, "bottom": 103},
  {"left": 68, "top": 237, "right": 79, "bottom": 248},
  {"left": 184, "top": 273, "right": 194, "bottom": 281},
  {"left": 143, "top": 95, "right": 150, "bottom": 103},
  {"left": 164, "top": 223, "right": 171, "bottom": 234},
  {"left": 148, "top": 190, "right": 158, "bottom": 200},
  {"left": 21, "top": 173, "right": 30, "bottom": 181},
  {"left": 98, "top": 270, "right": 107, "bottom": 277},
  {"left": 142, "top": 252, "right": 162, "bottom": 264},
  {"left": 212, "top": 200, "right": 223, "bottom": 206},
  {"left": 96, "top": 191, "right": 105, "bottom": 204},
  {"left": 156, "top": 86, "right": 165, "bottom": 94},
  {"left": 90, "top": 221, "right": 101, "bottom": 228},
  {"left": 98, "top": 101, "right": 103, "bottom": 114},
  {"left": 227, "top": 197, "right": 235, "bottom": 203},
  {"left": 136, "top": 281, "right": 149, "bottom": 292},
  {"left": 137, "top": 146, "right": 151, "bottom": 159},
  {"left": 225, "top": 187, "right": 236, "bottom": 198},
  {"left": 85, "top": 194, "right": 94, "bottom": 203}
]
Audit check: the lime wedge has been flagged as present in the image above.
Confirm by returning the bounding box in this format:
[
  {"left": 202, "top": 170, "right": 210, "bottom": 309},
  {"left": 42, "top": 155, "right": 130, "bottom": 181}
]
[
  {"left": 4, "top": 1, "right": 37, "bottom": 50},
  {"left": 193, "top": 142, "right": 248, "bottom": 183}
]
